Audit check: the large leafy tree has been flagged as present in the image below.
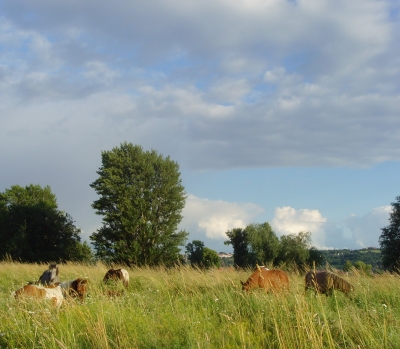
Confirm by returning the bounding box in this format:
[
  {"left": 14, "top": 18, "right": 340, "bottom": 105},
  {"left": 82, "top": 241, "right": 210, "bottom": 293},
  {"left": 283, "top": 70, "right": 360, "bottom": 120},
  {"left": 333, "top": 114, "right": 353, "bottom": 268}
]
[
  {"left": 275, "top": 231, "right": 312, "bottom": 268},
  {"left": 224, "top": 227, "right": 251, "bottom": 268},
  {"left": 379, "top": 196, "right": 400, "bottom": 271},
  {"left": 0, "top": 184, "right": 91, "bottom": 263},
  {"left": 186, "top": 240, "right": 204, "bottom": 267},
  {"left": 246, "top": 222, "right": 280, "bottom": 265},
  {"left": 203, "top": 247, "right": 221, "bottom": 268},
  {"left": 90, "top": 142, "right": 188, "bottom": 266},
  {"left": 225, "top": 223, "right": 280, "bottom": 268}
]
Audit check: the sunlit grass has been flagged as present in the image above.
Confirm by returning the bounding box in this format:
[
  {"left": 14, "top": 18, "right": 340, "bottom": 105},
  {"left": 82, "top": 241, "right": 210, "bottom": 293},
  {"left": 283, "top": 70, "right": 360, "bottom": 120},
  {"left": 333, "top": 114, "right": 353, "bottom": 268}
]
[{"left": 1, "top": 261, "right": 400, "bottom": 348}]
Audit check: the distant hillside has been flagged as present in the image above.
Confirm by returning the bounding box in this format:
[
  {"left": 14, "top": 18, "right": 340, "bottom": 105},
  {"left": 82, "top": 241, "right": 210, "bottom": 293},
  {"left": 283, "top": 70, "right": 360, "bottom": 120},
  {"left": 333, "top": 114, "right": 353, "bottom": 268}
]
[
  {"left": 218, "top": 248, "right": 383, "bottom": 270},
  {"left": 318, "top": 248, "right": 382, "bottom": 270}
]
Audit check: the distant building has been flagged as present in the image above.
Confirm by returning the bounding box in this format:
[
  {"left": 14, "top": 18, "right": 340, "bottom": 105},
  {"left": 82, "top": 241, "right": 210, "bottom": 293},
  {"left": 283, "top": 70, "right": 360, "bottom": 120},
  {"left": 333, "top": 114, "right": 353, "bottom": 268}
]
[{"left": 218, "top": 252, "right": 233, "bottom": 258}]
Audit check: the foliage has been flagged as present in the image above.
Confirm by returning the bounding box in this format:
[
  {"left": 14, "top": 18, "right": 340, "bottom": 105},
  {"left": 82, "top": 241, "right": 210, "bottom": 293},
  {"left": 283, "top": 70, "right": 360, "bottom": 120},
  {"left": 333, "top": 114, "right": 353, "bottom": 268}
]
[
  {"left": 246, "top": 222, "right": 279, "bottom": 265},
  {"left": 186, "top": 240, "right": 204, "bottom": 267},
  {"left": 0, "top": 185, "right": 91, "bottom": 263},
  {"left": 307, "top": 247, "right": 325, "bottom": 267},
  {"left": 319, "top": 248, "right": 382, "bottom": 270},
  {"left": 354, "top": 260, "right": 372, "bottom": 274},
  {"left": 275, "top": 231, "right": 312, "bottom": 267},
  {"left": 90, "top": 142, "right": 188, "bottom": 266},
  {"left": 343, "top": 260, "right": 353, "bottom": 272},
  {"left": 186, "top": 240, "right": 221, "bottom": 268},
  {"left": 225, "top": 225, "right": 321, "bottom": 269},
  {"left": 224, "top": 227, "right": 251, "bottom": 268},
  {"left": 203, "top": 247, "right": 221, "bottom": 268},
  {"left": 379, "top": 196, "right": 400, "bottom": 271},
  {"left": 0, "top": 184, "right": 58, "bottom": 209}
]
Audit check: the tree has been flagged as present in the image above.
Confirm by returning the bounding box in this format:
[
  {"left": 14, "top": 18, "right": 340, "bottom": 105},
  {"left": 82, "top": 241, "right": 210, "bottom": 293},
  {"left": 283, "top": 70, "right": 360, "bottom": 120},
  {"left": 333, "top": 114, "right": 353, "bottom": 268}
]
[
  {"left": 379, "top": 196, "right": 400, "bottom": 271},
  {"left": 307, "top": 247, "right": 325, "bottom": 268},
  {"left": 203, "top": 247, "right": 221, "bottom": 268},
  {"left": 343, "top": 260, "right": 353, "bottom": 272},
  {"left": 354, "top": 260, "right": 372, "bottom": 274},
  {"left": 224, "top": 228, "right": 251, "bottom": 268},
  {"left": 0, "top": 185, "right": 89, "bottom": 263},
  {"left": 186, "top": 240, "right": 204, "bottom": 267},
  {"left": 275, "top": 231, "right": 312, "bottom": 268},
  {"left": 186, "top": 240, "right": 221, "bottom": 268},
  {"left": 246, "top": 222, "right": 279, "bottom": 265},
  {"left": 90, "top": 142, "right": 188, "bottom": 266}
]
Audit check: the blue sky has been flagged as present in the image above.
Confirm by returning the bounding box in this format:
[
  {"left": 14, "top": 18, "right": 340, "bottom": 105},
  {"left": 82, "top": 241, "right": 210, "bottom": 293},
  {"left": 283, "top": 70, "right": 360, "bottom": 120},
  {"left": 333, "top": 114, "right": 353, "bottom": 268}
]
[{"left": 1, "top": 0, "right": 399, "bottom": 253}]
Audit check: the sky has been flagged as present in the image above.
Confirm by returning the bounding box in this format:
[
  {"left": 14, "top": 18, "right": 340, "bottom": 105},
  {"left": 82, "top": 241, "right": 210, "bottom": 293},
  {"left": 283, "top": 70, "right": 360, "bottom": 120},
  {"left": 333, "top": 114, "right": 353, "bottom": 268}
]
[{"left": 1, "top": 0, "right": 399, "bottom": 253}]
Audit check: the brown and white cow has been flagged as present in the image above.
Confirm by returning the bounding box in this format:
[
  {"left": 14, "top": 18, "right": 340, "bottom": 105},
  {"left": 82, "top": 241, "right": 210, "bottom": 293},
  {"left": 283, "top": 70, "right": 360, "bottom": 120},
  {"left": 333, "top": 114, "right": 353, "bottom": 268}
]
[
  {"left": 13, "top": 284, "right": 64, "bottom": 307},
  {"left": 103, "top": 268, "right": 129, "bottom": 288}
]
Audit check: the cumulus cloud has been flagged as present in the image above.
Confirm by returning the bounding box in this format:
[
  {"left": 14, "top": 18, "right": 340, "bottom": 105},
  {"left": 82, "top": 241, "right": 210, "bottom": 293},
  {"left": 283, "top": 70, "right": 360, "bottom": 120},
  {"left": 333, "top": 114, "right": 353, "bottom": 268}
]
[
  {"left": 345, "top": 206, "right": 391, "bottom": 248},
  {"left": 180, "top": 194, "right": 264, "bottom": 240},
  {"left": 271, "top": 206, "right": 328, "bottom": 248},
  {"left": 270, "top": 205, "right": 392, "bottom": 250}
]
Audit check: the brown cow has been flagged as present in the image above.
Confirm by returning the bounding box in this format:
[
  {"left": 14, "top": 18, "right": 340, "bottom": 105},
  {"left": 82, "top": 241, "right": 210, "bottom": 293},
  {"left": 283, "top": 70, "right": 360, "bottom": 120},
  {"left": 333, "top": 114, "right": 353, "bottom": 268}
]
[
  {"left": 305, "top": 270, "right": 354, "bottom": 296},
  {"left": 103, "top": 268, "right": 129, "bottom": 288},
  {"left": 60, "top": 278, "right": 88, "bottom": 301},
  {"left": 241, "top": 267, "right": 289, "bottom": 293}
]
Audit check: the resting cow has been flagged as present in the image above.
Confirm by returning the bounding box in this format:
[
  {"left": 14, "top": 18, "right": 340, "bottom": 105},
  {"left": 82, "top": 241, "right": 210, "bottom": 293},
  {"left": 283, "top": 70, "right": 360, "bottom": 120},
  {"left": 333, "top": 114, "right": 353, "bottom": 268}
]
[
  {"left": 13, "top": 284, "right": 64, "bottom": 307},
  {"left": 103, "top": 268, "right": 129, "bottom": 288},
  {"left": 241, "top": 267, "right": 289, "bottom": 293},
  {"left": 305, "top": 270, "right": 354, "bottom": 296},
  {"left": 38, "top": 264, "right": 60, "bottom": 286},
  {"left": 60, "top": 278, "right": 88, "bottom": 301}
]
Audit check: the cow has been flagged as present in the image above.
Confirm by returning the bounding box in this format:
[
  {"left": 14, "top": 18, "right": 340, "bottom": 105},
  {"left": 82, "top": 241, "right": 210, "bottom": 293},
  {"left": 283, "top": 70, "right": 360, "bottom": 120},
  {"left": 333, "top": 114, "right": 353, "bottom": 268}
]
[
  {"left": 38, "top": 264, "right": 60, "bottom": 286},
  {"left": 59, "top": 278, "right": 88, "bottom": 301},
  {"left": 103, "top": 268, "right": 129, "bottom": 288},
  {"left": 305, "top": 270, "right": 354, "bottom": 296},
  {"left": 13, "top": 283, "right": 64, "bottom": 307},
  {"left": 241, "top": 267, "right": 289, "bottom": 293}
]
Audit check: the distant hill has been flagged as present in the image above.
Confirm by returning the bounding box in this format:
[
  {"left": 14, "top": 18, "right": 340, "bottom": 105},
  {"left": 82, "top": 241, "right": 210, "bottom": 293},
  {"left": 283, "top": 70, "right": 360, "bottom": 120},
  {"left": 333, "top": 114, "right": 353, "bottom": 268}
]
[
  {"left": 317, "top": 248, "right": 382, "bottom": 270},
  {"left": 218, "top": 248, "right": 383, "bottom": 270}
]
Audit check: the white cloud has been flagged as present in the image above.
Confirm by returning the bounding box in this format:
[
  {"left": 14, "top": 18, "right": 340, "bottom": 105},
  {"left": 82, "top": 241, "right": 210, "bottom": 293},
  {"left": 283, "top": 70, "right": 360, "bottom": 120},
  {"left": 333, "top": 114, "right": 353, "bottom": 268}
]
[
  {"left": 345, "top": 206, "right": 391, "bottom": 248},
  {"left": 180, "top": 194, "right": 264, "bottom": 240},
  {"left": 271, "top": 206, "right": 328, "bottom": 248},
  {"left": 270, "top": 205, "right": 392, "bottom": 250}
]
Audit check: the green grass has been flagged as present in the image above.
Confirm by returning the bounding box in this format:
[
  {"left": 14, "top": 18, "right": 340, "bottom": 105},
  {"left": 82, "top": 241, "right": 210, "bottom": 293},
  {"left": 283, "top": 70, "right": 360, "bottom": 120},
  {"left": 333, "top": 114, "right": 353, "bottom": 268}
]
[{"left": 1, "top": 262, "right": 400, "bottom": 348}]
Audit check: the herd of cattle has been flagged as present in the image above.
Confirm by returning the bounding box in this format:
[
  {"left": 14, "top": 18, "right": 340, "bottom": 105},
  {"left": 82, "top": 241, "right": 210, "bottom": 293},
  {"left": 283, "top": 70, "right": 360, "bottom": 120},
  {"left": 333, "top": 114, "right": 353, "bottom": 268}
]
[
  {"left": 241, "top": 265, "right": 354, "bottom": 295},
  {"left": 11, "top": 264, "right": 354, "bottom": 307},
  {"left": 11, "top": 264, "right": 129, "bottom": 307}
]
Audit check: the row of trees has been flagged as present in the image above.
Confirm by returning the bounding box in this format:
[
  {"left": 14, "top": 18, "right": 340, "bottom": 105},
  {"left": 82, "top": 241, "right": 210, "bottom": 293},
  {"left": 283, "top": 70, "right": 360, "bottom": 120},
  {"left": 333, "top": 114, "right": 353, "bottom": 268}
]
[
  {"left": 0, "top": 184, "right": 92, "bottom": 262},
  {"left": 1, "top": 141, "right": 400, "bottom": 270},
  {"left": 224, "top": 223, "right": 323, "bottom": 269}
]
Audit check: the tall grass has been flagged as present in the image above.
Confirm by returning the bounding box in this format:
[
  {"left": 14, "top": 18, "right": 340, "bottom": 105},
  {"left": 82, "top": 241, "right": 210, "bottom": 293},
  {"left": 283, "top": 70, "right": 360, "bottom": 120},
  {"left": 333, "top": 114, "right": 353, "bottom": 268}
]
[{"left": 1, "top": 262, "right": 399, "bottom": 348}]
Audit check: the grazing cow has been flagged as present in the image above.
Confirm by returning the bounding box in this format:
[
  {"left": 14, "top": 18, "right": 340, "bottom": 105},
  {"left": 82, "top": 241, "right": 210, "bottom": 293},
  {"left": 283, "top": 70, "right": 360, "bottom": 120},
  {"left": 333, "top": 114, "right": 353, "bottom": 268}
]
[
  {"left": 241, "top": 267, "right": 289, "bottom": 293},
  {"left": 38, "top": 264, "right": 60, "bottom": 286},
  {"left": 305, "top": 270, "right": 354, "bottom": 296},
  {"left": 13, "top": 284, "right": 64, "bottom": 307},
  {"left": 103, "top": 268, "right": 129, "bottom": 288},
  {"left": 60, "top": 278, "right": 88, "bottom": 301}
]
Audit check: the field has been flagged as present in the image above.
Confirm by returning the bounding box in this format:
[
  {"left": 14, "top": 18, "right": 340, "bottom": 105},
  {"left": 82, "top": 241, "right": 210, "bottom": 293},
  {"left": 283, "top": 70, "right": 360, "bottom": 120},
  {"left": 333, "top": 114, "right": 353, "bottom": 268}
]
[{"left": 1, "top": 262, "right": 400, "bottom": 349}]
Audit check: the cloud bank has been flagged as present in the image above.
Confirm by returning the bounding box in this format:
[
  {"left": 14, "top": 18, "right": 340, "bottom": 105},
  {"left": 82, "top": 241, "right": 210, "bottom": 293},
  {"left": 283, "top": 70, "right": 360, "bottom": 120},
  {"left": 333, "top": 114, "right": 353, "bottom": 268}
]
[{"left": 0, "top": 0, "right": 398, "bottom": 252}]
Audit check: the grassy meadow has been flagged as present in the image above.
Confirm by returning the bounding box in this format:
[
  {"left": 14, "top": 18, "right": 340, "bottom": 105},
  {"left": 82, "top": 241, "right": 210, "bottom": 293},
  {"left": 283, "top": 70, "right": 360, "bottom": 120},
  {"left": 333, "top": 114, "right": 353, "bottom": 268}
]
[{"left": 0, "top": 262, "right": 400, "bottom": 349}]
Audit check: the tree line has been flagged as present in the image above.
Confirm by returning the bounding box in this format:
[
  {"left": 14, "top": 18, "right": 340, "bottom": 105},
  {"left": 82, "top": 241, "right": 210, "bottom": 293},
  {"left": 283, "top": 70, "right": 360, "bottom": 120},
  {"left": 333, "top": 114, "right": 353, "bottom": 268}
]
[{"left": 1, "top": 142, "right": 400, "bottom": 271}]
